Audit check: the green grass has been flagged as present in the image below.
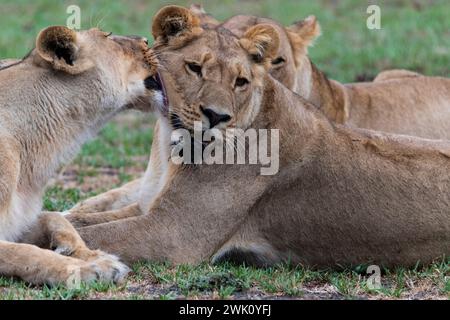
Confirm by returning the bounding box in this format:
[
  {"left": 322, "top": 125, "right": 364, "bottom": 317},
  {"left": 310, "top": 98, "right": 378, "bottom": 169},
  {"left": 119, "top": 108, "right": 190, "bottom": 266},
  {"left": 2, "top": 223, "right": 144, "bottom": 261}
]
[
  {"left": 74, "top": 115, "right": 155, "bottom": 169},
  {"left": 1, "top": 0, "right": 449, "bottom": 82},
  {"left": 0, "top": 277, "right": 121, "bottom": 300},
  {"left": 43, "top": 187, "right": 85, "bottom": 212},
  {"left": 1, "top": 260, "right": 448, "bottom": 299},
  {"left": 0, "top": 0, "right": 449, "bottom": 299}
]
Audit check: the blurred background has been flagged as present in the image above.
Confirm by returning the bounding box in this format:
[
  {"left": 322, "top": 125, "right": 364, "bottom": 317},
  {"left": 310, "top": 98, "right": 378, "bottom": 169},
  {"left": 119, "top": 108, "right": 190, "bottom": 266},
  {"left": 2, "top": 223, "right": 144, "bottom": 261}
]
[
  {"left": 0, "top": 0, "right": 449, "bottom": 209},
  {"left": 1, "top": 0, "right": 449, "bottom": 81}
]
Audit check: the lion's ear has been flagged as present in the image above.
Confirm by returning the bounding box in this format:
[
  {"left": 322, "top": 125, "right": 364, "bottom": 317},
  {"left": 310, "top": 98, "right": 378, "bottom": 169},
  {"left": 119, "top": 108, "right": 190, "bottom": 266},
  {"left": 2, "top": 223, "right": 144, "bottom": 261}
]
[
  {"left": 240, "top": 24, "right": 280, "bottom": 66},
  {"left": 287, "top": 15, "right": 321, "bottom": 45},
  {"left": 152, "top": 5, "right": 202, "bottom": 43},
  {"left": 189, "top": 4, "right": 220, "bottom": 27},
  {"left": 36, "top": 26, "right": 88, "bottom": 74},
  {"left": 286, "top": 16, "right": 321, "bottom": 65}
]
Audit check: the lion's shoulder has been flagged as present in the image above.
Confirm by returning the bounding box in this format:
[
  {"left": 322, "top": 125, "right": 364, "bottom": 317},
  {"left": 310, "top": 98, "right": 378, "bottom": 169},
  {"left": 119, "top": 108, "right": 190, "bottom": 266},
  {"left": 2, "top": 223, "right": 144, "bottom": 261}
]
[{"left": 373, "top": 69, "right": 422, "bottom": 82}]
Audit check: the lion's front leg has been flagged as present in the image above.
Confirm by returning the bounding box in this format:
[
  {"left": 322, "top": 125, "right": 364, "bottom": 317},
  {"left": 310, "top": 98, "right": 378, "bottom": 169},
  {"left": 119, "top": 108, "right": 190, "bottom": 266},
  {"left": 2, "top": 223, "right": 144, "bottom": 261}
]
[
  {"left": 0, "top": 240, "right": 124, "bottom": 286},
  {"left": 65, "top": 203, "right": 142, "bottom": 228},
  {"left": 21, "top": 212, "right": 130, "bottom": 283},
  {"left": 77, "top": 163, "right": 271, "bottom": 265},
  {"left": 68, "top": 178, "right": 143, "bottom": 214}
]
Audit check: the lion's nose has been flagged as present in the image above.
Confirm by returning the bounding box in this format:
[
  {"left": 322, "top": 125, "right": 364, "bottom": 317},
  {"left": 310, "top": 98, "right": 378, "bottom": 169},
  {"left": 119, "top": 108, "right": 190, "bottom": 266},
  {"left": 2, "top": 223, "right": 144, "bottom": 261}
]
[
  {"left": 200, "top": 106, "right": 231, "bottom": 128},
  {"left": 139, "top": 37, "right": 149, "bottom": 45}
]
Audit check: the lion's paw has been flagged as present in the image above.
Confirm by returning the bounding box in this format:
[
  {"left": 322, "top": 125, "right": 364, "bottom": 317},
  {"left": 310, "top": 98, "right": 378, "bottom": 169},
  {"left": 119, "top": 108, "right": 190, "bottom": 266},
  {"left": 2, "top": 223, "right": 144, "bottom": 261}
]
[{"left": 82, "top": 251, "right": 130, "bottom": 284}]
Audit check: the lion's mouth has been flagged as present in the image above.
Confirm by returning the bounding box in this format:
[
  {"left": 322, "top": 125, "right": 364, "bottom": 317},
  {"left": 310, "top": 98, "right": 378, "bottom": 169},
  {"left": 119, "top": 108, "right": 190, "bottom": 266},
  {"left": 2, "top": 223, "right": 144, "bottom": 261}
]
[{"left": 144, "top": 72, "right": 169, "bottom": 116}]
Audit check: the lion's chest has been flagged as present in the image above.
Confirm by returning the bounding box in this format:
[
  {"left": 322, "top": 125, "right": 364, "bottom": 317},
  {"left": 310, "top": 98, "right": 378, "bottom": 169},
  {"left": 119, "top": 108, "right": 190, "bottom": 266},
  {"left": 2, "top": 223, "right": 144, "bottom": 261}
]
[{"left": 0, "top": 191, "right": 42, "bottom": 242}]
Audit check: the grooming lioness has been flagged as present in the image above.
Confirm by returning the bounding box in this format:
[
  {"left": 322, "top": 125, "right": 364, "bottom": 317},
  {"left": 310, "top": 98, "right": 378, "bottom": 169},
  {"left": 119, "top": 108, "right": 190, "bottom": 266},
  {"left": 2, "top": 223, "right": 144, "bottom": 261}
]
[
  {"left": 0, "top": 26, "right": 165, "bottom": 285},
  {"left": 69, "top": 6, "right": 450, "bottom": 215},
  {"left": 68, "top": 6, "right": 449, "bottom": 268}
]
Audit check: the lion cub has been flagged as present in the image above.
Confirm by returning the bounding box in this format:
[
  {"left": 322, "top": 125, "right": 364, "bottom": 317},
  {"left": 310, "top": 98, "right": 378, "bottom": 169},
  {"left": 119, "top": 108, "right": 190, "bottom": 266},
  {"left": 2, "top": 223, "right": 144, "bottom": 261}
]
[{"left": 0, "top": 26, "right": 165, "bottom": 285}]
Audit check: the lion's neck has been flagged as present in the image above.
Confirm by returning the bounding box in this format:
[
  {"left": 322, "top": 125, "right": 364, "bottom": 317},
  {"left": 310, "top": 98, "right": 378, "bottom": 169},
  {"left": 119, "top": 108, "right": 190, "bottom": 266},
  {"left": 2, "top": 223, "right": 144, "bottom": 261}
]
[
  {"left": 255, "top": 75, "right": 334, "bottom": 162},
  {"left": 1, "top": 65, "right": 122, "bottom": 192},
  {"left": 294, "top": 57, "right": 349, "bottom": 124}
]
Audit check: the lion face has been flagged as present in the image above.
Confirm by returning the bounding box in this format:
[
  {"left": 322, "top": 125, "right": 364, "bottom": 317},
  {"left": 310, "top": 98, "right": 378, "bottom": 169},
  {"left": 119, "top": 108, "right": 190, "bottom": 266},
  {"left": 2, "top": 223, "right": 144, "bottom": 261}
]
[
  {"left": 34, "top": 26, "right": 164, "bottom": 112},
  {"left": 152, "top": 6, "right": 280, "bottom": 132},
  {"left": 222, "top": 15, "right": 321, "bottom": 93}
]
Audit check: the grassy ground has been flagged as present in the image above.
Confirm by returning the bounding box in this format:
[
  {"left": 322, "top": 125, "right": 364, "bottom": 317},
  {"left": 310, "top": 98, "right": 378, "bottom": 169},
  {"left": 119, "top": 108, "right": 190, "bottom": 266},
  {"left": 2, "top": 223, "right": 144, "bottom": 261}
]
[
  {"left": 1, "top": 259, "right": 448, "bottom": 300},
  {"left": 0, "top": 0, "right": 449, "bottom": 299}
]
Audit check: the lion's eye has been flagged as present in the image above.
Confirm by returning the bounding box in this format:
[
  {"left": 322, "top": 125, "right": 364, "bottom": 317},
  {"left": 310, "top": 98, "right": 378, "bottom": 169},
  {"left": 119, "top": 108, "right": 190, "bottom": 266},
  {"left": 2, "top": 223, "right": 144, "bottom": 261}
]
[
  {"left": 272, "top": 57, "right": 286, "bottom": 66},
  {"left": 187, "top": 62, "right": 202, "bottom": 76},
  {"left": 235, "top": 77, "right": 249, "bottom": 88}
]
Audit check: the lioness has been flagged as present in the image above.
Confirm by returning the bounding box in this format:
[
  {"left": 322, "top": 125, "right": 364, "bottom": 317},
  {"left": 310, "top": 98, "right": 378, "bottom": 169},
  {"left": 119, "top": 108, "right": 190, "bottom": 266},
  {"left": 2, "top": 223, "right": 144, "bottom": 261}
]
[
  {"left": 0, "top": 26, "right": 165, "bottom": 285},
  {"left": 68, "top": 6, "right": 450, "bottom": 215},
  {"left": 68, "top": 6, "right": 449, "bottom": 268}
]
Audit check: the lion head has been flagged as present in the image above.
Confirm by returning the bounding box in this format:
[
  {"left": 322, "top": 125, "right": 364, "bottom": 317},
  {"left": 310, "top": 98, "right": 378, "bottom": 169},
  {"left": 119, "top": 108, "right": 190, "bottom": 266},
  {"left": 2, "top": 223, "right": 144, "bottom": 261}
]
[
  {"left": 222, "top": 15, "right": 321, "bottom": 94},
  {"left": 187, "top": 6, "right": 321, "bottom": 94},
  {"left": 152, "top": 5, "right": 280, "bottom": 132},
  {"left": 30, "top": 26, "right": 164, "bottom": 112}
]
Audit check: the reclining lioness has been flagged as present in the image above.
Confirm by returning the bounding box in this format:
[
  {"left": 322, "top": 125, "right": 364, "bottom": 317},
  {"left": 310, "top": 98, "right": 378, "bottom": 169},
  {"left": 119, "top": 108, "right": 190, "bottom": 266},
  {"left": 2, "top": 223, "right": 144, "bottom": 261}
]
[
  {"left": 68, "top": 6, "right": 449, "bottom": 269},
  {"left": 68, "top": 6, "right": 450, "bottom": 215},
  {"left": 0, "top": 26, "right": 165, "bottom": 285}
]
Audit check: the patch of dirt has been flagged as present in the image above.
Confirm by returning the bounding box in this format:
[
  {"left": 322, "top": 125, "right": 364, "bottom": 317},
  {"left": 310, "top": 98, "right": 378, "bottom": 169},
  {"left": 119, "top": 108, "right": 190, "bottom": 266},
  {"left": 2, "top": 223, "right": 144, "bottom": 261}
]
[
  {"left": 82, "top": 275, "right": 448, "bottom": 300},
  {"left": 51, "top": 159, "right": 147, "bottom": 193}
]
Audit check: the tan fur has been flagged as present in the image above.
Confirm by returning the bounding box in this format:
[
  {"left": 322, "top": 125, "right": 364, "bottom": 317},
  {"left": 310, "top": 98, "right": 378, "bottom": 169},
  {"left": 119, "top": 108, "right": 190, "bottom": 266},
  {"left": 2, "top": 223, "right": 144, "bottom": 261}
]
[
  {"left": 152, "top": 5, "right": 203, "bottom": 47},
  {"left": 0, "top": 26, "right": 164, "bottom": 285},
  {"left": 67, "top": 7, "right": 449, "bottom": 269},
  {"left": 189, "top": 4, "right": 220, "bottom": 27}
]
